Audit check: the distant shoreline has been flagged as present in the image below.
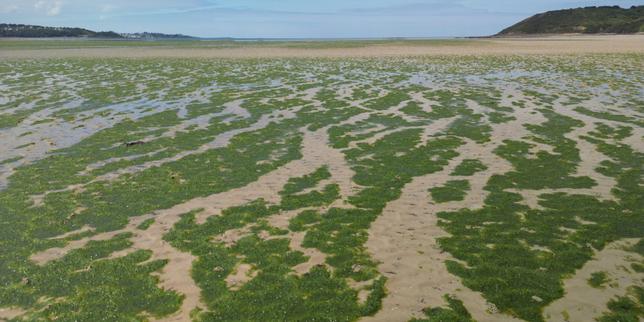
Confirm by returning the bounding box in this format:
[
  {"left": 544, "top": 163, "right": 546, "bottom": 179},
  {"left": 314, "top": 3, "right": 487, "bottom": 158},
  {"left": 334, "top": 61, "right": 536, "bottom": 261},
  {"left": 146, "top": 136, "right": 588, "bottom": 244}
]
[
  {"left": 485, "top": 32, "right": 644, "bottom": 39},
  {"left": 2, "top": 33, "right": 642, "bottom": 42},
  {"left": 0, "top": 36, "right": 463, "bottom": 42}
]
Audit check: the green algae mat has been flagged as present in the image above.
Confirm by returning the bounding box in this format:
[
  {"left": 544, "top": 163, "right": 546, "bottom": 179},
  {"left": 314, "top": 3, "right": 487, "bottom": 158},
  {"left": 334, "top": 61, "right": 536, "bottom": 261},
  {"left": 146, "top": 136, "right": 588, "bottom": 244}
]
[{"left": 0, "top": 55, "right": 642, "bottom": 322}]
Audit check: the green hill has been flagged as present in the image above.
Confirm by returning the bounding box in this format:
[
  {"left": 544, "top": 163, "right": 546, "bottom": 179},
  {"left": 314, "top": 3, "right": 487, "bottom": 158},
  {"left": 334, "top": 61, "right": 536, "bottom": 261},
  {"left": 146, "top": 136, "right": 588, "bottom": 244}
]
[
  {"left": 0, "top": 23, "right": 123, "bottom": 38},
  {"left": 0, "top": 23, "right": 194, "bottom": 39},
  {"left": 498, "top": 5, "right": 644, "bottom": 35}
]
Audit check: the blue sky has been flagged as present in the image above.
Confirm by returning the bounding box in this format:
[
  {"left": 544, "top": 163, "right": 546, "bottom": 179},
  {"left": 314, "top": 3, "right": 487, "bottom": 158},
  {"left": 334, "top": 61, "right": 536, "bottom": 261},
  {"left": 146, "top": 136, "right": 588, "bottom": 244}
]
[{"left": 2, "top": 0, "right": 643, "bottom": 38}]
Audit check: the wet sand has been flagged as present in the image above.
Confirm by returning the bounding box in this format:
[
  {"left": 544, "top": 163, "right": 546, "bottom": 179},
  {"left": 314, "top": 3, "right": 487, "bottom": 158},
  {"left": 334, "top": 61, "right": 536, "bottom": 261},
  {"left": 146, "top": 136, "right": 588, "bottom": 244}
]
[{"left": 544, "top": 239, "right": 643, "bottom": 322}]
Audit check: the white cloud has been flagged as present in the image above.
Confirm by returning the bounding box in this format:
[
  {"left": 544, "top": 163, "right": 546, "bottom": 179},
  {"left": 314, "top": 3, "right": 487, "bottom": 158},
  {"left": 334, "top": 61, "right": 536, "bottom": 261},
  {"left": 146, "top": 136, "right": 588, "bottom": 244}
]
[
  {"left": 0, "top": 3, "right": 18, "bottom": 13},
  {"left": 100, "top": 4, "right": 114, "bottom": 13},
  {"left": 34, "top": 0, "right": 63, "bottom": 16},
  {"left": 48, "top": 1, "right": 62, "bottom": 16},
  {"left": 34, "top": 1, "right": 44, "bottom": 9}
]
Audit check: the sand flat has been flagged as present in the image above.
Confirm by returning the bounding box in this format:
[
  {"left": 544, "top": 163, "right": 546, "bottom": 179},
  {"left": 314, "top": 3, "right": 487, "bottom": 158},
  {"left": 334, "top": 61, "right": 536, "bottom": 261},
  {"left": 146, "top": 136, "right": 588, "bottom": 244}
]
[{"left": 0, "top": 35, "right": 643, "bottom": 59}]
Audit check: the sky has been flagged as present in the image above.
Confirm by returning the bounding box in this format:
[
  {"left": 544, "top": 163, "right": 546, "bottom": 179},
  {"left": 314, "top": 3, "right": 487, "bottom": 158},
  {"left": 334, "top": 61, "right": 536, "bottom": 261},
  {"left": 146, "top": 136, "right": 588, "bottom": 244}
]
[{"left": 1, "top": 0, "right": 643, "bottom": 38}]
